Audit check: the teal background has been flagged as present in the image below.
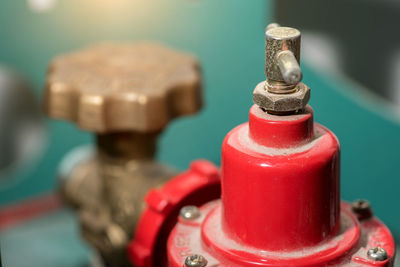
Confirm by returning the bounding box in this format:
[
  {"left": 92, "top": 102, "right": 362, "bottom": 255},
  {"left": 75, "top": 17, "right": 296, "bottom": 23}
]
[{"left": 0, "top": 0, "right": 399, "bottom": 242}]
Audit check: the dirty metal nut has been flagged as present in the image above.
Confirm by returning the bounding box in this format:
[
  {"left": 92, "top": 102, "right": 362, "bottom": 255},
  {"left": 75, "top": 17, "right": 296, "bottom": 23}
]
[
  {"left": 351, "top": 199, "right": 373, "bottom": 220},
  {"left": 367, "top": 247, "right": 388, "bottom": 261},
  {"left": 253, "top": 81, "right": 310, "bottom": 112},
  {"left": 180, "top": 205, "right": 201, "bottom": 220},
  {"left": 185, "top": 254, "right": 208, "bottom": 267}
]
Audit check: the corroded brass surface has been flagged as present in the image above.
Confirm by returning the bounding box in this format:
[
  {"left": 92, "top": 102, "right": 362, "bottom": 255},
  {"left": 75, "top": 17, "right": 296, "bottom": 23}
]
[
  {"left": 63, "top": 154, "right": 175, "bottom": 267},
  {"left": 46, "top": 43, "right": 202, "bottom": 267},
  {"left": 44, "top": 42, "right": 202, "bottom": 133},
  {"left": 265, "top": 26, "right": 300, "bottom": 83},
  {"left": 253, "top": 81, "right": 310, "bottom": 113}
]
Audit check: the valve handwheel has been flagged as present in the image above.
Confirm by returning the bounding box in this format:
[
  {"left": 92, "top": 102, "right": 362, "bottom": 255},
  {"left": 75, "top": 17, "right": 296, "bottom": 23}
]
[{"left": 45, "top": 42, "right": 201, "bottom": 133}]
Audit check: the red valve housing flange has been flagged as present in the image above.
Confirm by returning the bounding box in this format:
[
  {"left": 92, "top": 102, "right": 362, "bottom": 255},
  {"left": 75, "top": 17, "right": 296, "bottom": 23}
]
[{"left": 127, "top": 160, "right": 221, "bottom": 266}]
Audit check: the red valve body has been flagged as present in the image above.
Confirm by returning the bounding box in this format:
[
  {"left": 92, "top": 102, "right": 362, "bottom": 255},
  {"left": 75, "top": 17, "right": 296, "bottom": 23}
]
[
  {"left": 164, "top": 104, "right": 395, "bottom": 267},
  {"left": 222, "top": 105, "right": 340, "bottom": 250}
]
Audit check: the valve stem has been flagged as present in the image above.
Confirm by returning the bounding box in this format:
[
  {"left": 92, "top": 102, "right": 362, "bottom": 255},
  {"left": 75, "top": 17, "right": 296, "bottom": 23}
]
[
  {"left": 265, "top": 23, "right": 302, "bottom": 93},
  {"left": 253, "top": 23, "right": 310, "bottom": 115}
]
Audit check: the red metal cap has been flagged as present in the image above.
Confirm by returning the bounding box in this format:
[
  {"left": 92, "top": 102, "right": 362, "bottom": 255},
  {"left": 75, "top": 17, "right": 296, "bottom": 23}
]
[{"left": 248, "top": 104, "right": 313, "bottom": 148}]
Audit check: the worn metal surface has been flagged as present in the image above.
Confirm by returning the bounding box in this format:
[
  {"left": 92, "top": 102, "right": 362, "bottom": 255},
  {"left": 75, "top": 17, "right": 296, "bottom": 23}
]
[
  {"left": 276, "top": 50, "right": 302, "bottom": 86},
  {"left": 77, "top": 157, "right": 176, "bottom": 267},
  {"left": 255, "top": 24, "right": 309, "bottom": 113},
  {"left": 253, "top": 81, "right": 310, "bottom": 113},
  {"left": 44, "top": 42, "right": 202, "bottom": 267},
  {"left": 367, "top": 247, "right": 388, "bottom": 261},
  {"left": 44, "top": 43, "right": 202, "bottom": 133},
  {"left": 265, "top": 26, "right": 301, "bottom": 84},
  {"left": 184, "top": 254, "right": 208, "bottom": 267}
]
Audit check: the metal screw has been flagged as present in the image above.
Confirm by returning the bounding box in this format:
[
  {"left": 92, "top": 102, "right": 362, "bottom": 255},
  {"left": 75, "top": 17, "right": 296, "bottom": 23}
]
[
  {"left": 185, "top": 254, "right": 208, "bottom": 267},
  {"left": 351, "top": 199, "right": 372, "bottom": 220},
  {"left": 277, "top": 50, "right": 303, "bottom": 85},
  {"left": 367, "top": 247, "right": 388, "bottom": 261},
  {"left": 180, "top": 206, "right": 200, "bottom": 220}
]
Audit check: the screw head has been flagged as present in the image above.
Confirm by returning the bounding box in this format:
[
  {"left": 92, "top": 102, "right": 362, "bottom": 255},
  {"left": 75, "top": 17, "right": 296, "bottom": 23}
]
[
  {"left": 351, "top": 199, "right": 372, "bottom": 220},
  {"left": 185, "top": 254, "right": 208, "bottom": 267},
  {"left": 180, "top": 206, "right": 200, "bottom": 220},
  {"left": 367, "top": 247, "right": 388, "bottom": 261}
]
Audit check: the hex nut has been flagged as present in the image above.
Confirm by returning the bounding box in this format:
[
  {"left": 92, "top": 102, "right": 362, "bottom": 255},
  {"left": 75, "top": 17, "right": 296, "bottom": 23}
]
[{"left": 253, "top": 82, "right": 310, "bottom": 112}]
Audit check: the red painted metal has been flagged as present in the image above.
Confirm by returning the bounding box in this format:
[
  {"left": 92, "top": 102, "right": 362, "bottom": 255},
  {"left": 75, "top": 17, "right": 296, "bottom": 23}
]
[
  {"left": 127, "top": 160, "right": 221, "bottom": 267},
  {"left": 248, "top": 104, "right": 314, "bottom": 148},
  {"left": 222, "top": 104, "right": 340, "bottom": 250},
  {"left": 167, "top": 201, "right": 395, "bottom": 266},
  {"left": 164, "top": 104, "right": 395, "bottom": 266}
]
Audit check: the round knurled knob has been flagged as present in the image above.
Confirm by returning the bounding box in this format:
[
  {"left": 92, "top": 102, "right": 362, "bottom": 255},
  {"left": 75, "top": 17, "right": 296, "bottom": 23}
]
[{"left": 44, "top": 42, "right": 202, "bottom": 133}]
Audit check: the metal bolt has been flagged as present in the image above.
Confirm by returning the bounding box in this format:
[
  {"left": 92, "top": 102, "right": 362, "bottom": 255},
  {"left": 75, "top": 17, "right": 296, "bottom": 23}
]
[
  {"left": 185, "top": 254, "right": 208, "bottom": 267},
  {"left": 351, "top": 199, "right": 373, "bottom": 220},
  {"left": 180, "top": 205, "right": 200, "bottom": 220},
  {"left": 277, "top": 50, "right": 302, "bottom": 85},
  {"left": 367, "top": 247, "right": 388, "bottom": 261}
]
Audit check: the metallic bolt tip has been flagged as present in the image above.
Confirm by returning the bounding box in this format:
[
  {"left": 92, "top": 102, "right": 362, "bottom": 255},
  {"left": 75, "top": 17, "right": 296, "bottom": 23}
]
[
  {"left": 282, "top": 69, "right": 302, "bottom": 85},
  {"left": 185, "top": 254, "right": 208, "bottom": 267},
  {"left": 277, "top": 50, "right": 302, "bottom": 85},
  {"left": 352, "top": 199, "right": 370, "bottom": 209},
  {"left": 367, "top": 247, "right": 388, "bottom": 261},
  {"left": 265, "top": 23, "right": 280, "bottom": 32},
  {"left": 266, "top": 27, "right": 301, "bottom": 40},
  {"left": 180, "top": 205, "right": 201, "bottom": 220}
]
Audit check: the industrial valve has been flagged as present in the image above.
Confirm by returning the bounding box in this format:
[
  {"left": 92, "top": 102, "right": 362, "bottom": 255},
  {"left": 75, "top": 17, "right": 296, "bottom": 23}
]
[
  {"left": 43, "top": 43, "right": 215, "bottom": 267},
  {"left": 128, "top": 24, "right": 396, "bottom": 266},
  {"left": 44, "top": 25, "right": 396, "bottom": 267}
]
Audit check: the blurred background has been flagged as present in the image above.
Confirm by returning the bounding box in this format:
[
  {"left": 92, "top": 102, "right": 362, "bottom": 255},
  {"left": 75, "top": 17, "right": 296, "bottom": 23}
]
[{"left": 0, "top": 0, "right": 399, "bottom": 266}]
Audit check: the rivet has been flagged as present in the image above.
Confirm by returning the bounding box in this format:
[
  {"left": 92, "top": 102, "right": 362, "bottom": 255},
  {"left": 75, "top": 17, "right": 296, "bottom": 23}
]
[
  {"left": 180, "top": 206, "right": 200, "bottom": 220},
  {"left": 185, "top": 254, "right": 208, "bottom": 267},
  {"left": 367, "top": 247, "right": 388, "bottom": 261}
]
